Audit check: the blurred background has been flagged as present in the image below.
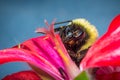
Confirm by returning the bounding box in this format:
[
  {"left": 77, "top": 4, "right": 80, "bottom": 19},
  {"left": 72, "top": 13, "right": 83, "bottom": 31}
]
[{"left": 0, "top": 0, "right": 120, "bottom": 79}]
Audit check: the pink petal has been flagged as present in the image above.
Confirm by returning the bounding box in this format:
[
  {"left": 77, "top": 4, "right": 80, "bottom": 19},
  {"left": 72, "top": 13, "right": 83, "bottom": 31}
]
[
  {"left": 0, "top": 48, "right": 63, "bottom": 79},
  {"left": 0, "top": 35, "right": 65, "bottom": 80},
  {"left": 17, "top": 35, "right": 65, "bottom": 69},
  {"left": 80, "top": 14, "right": 120, "bottom": 69}
]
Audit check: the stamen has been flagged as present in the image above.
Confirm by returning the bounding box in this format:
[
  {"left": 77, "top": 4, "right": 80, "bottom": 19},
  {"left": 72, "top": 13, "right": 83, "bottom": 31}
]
[{"left": 18, "top": 44, "right": 21, "bottom": 48}]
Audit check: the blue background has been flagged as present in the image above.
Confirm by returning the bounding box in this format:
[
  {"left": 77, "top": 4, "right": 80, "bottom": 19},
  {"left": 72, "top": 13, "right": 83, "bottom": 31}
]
[{"left": 0, "top": 0, "right": 120, "bottom": 79}]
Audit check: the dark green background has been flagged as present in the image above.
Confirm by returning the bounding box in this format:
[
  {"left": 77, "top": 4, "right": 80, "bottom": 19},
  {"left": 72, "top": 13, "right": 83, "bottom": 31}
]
[{"left": 0, "top": 0, "right": 120, "bottom": 79}]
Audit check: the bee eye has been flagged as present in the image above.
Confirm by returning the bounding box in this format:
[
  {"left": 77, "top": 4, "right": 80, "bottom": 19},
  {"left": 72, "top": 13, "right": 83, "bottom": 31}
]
[
  {"left": 67, "top": 32, "right": 72, "bottom": 37},
  {"left": 65, "top": 27, "right": 72, "bottom": 37}
]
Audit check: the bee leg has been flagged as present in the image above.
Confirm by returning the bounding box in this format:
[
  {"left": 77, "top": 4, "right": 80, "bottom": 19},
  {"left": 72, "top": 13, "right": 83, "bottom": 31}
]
[
  {"left": 54, "top": 26, "right": 64, "bottom": 32},
  {"left": 76, "top": 48, "right": 89, "bottom": 66},
  {"left": 68, "top": 50, "right": 81, "bottom": 67},
  {"left": 76, "top": 52, "right": 86, "bottom": 66}
]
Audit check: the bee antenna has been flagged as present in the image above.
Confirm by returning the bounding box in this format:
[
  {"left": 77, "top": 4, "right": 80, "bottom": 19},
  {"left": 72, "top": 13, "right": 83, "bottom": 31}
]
[{"left": 54, "top": 20, "right": 72, "bottom": 25}]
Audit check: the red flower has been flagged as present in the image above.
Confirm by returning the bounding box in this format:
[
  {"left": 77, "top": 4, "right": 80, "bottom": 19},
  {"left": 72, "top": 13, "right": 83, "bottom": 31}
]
[{"left": 80, "top": 14, "right": 120, "bottom": 80}]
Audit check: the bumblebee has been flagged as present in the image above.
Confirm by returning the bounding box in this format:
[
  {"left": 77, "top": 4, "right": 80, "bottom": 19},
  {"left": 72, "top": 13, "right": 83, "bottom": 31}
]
[{"left": 55, "top": 18, "right": 98, "bottom": 66}]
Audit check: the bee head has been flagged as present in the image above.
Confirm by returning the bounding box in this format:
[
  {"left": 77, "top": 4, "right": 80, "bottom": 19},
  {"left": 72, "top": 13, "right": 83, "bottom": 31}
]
[{"left": 63, "top": 24, "right": 87, "bottom": 48}]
